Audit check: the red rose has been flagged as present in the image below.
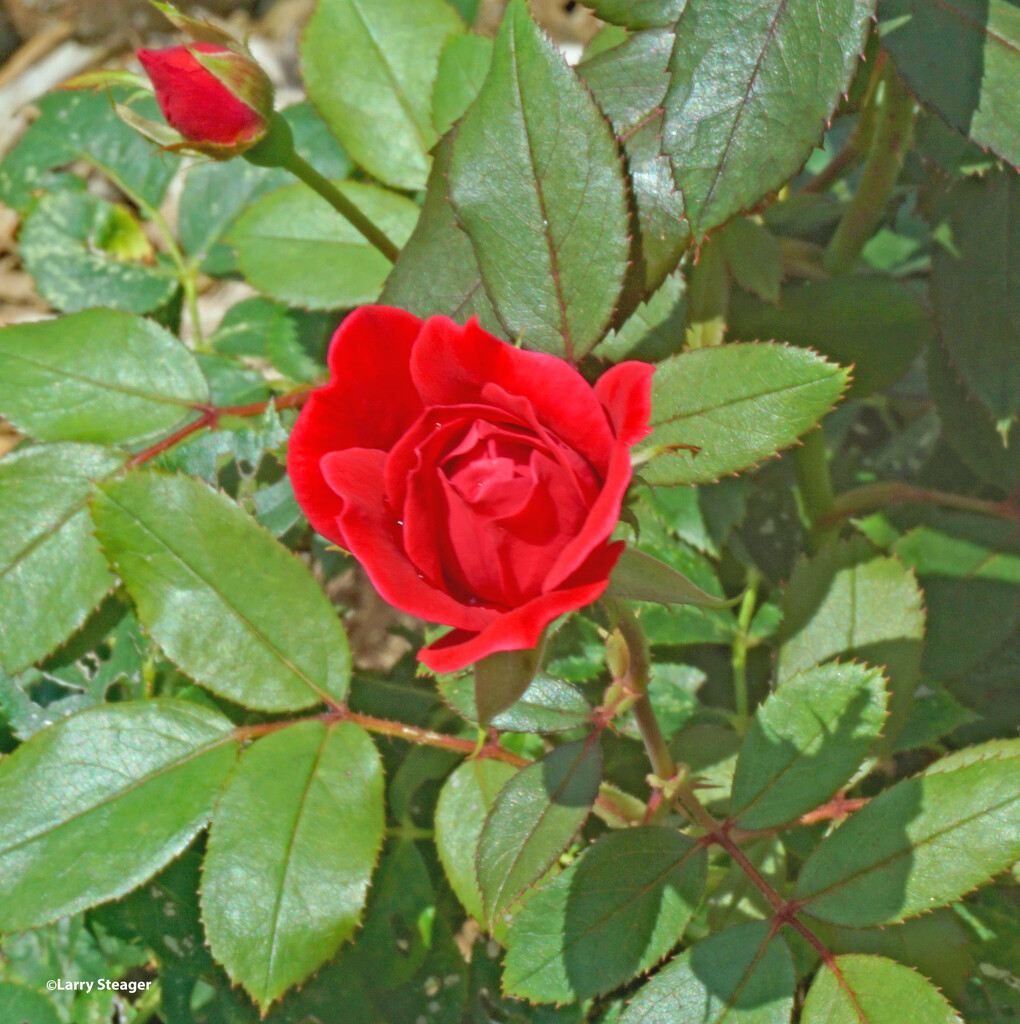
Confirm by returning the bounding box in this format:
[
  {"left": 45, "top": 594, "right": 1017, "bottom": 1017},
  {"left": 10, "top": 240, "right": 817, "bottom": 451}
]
[
  {"left": 137, "top": 42, "right": 273, "bottom": 152},
  {"left": 288, "top": 307, "right": 653, "bottom": 673}
]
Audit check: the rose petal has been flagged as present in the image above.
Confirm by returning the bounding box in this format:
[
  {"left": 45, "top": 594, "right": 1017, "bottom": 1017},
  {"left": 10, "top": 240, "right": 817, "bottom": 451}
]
[
  {"left": 288, "top": 306, "right": 424, "bottom": 545},
  {"left": 595, "top": 361, "right": 655, "bottom": 446},
  {"left": 410, "top": 316, "right": 616, "bottom": 472},
  {"left": 417, "top": 542, "right": 624, "bottom": 673},
  {"left": 320, "top": 448, "right": 494, "bottom": 632}
]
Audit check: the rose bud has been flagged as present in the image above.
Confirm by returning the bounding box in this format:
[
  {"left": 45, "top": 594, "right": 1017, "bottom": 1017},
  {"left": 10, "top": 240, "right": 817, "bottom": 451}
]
[
  {"left": 288, "top": 307, "right": 654, "bottom": 674},
  {"left": 136, "top": 42, "right": 273, "bottom": 156}
]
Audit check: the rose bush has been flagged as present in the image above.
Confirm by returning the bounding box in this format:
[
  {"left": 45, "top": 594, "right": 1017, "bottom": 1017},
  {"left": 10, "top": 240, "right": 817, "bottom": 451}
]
[
  {"left": 137, "top": 42, "right": 273, "bottom": 153},
  {"left": 288, "top": 306, "right": 653, "bottom": 672}
]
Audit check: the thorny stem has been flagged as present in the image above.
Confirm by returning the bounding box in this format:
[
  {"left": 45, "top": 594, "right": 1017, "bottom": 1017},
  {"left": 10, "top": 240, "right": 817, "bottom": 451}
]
[{"left": 821, "top": 481, "right": 1020, "bottom": 529}]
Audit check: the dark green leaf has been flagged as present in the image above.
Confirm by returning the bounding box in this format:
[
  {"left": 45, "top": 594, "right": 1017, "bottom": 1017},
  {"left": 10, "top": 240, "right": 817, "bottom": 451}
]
[
  {"left": 892, "top": 683, "right": 978, "bottom": 753},
  {"left": 211, "top": 297, "right": 320, "bottom": 384},
  {"left": 795, "top": 752, "right": 1020, "bottom": 925},
  {"left": 730, "top": 662, "right": 888, "bottom": 830},
  {"left": 202, "top": 720, "right": 384, "bottom": 1007},
  {"left": 778, "top": 538, "right": 925, "bottom": 748},
  {"left": 607, "top": 546, "right": 737, "bottom": 608},
  {"left": 475, "top": 646, "right": 540, "bottom": 726},
  {"left": 19, "top": 191, "right": 179, "bottom": 314},
  {"left": 729, "top": 277, "right": 934, "bottom": 398},
  {"left": 930, "top": 169, "right": 1020, "bottom": 433},
  {"left": 301, "top": 0, "right": 462, "bottom": 190},
  {"left": 802, "top": 954, "right": 962, "bottom": 1023},
  {"left": 881, "top": 0, "right": 1020, "bottom": 168},
  {"left": 435, "top": 758, "right": 518, "bottom": 925},
  {"left": 0, "top": 309, "right": 207, "bottom": 445},
  {"left": 503, "top": 827, "right": 706, "bottom": 1003},
  {"left": 449, "top": 0, "right": 629, "bottom": 359},
  {"left": 0, "top": 444, "right": 123, "bottom": 673},
  {"left": 0, "top": 983, "right": 61, "bottom": 1024},
  {"left": 663, "top": 0, "right": 875, "bottom": 239},
  {"left": 228, "top": 181, "right": 419, "bottom": 310},
  {"left": 618, "top": 921, "right": 795, "bottom": 1024},
  {"left": 0, "top": 89, "right": 178, "bottom": 214},
  {"left": 723, "top": 218, "right": 783, "bottom": 305},
  {"left": 379, "top": 134, "right": 505, "bottom": 334},
  {"left": 438, "top": 671, "right": 592, "bottom": 733},
  {"left": 0, "top": 699, "right": 237, "bottom": 932},
  {"left": 477, "top": 738, "right": 601, "bottom": 928},
  {"left": 641, "top": 343, "right": 849, "bottom": 485},
  {"left": 432, "top": 33, "right": 494, "bottom": 135},
  {"left": 596, "top": 273, "right": 686, "bottom": 364},
  {"left": 583, "top": 0, "right": 683, "bottom": 28},
  {"left": 91, "top": 471, "right": 351, "bottom": 712}
]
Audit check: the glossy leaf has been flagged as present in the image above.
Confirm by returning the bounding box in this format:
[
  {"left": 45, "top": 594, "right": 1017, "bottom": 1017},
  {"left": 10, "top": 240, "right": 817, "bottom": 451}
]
[
  {"left": 881, "top": 0, "right": 1020, "bottom": 168},
  {"left": 802, "top": 954, "right": 962, "bottom": 1024},
  {"left": 503, "top": 827, "right": 706, "bottom": 1003},
  {"left": 432, "top": 33, "right": 493, "bottom": 136},
  {"left": 379, "top": 134, "right": 506, "bottom": 335},
  {"left": 0, "top": 309, "right": 208, "bottom": 446},
  {"left": 0, "top": 700, "right": 237, "bottom": 932},
  {"left": 663, "top": 0, "right": 875, "bottom": 239},
  {"left": 438, "top": 671, "right": 591, "bottom": 733},
  {"left": 301, "top": 0, "right": 462, "bottom": 190},
  {"left": 477, "top": 738, "right": 601, "bottom": 928},
  {"left": 0, "top": 444, "right": 123, "bottom": 672},
  {"left": 641, "top": 343, "right": 849, "bottom": 485},
  {"left": 795, "top": 752, "right": 1020, "bottom": 926},
  {"left": 449, "top": 0, "right": 629, "bottom": 360},
  {"left": 228, "top": 181, "right": 419, "bottom": 310},
  {"left": 19, "top": 191, "right": 179, "bottom": 315},
  {"left": 202, "top": 721, "right": 384, "bottom": 1008},
  {"left": 778, "top": 538, "right": 925, "bottom": 746},
  {"left": 729, "top": 277, "right": 934, "bottom": 398},
  {"left": 91, "top": 471, "right": 351, "bottom": 712},
  {"left": 930, "top": 169, "right": 1020, "bottom": 432},
  {"left": 730, "top": 663, "right": 888, "bottom": 830},
  {"left": 435, "top": 758, "right": 518, "bottom": 924},
  {"left": 618, "top": 921, "right": 795, "bottom": 1024}
]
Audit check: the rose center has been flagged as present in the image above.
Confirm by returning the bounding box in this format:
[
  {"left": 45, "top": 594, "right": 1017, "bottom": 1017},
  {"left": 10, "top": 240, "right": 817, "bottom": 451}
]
[{"left": 441, "top": 424, "right": 538, "bottom": 520}]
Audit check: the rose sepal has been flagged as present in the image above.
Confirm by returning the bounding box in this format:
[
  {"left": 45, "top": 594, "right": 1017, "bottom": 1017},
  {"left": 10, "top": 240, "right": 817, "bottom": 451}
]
[
  {"left": 605, "top": 546, "right": 742, "bottom": 609},
  {"left": 112, "top": 101, "right": 249, "bottom": 159},
  {"left": 149, "top": 0, "right": 243, "bottom": 48},
  {"left": 474, "top": 646, "right": 542, "bottom": 727},
  {"left": 59, "top": 69, "right": 150, "bottom": 92}
]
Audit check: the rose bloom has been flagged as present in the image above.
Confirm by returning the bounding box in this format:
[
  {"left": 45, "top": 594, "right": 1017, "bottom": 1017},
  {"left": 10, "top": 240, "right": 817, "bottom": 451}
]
[
  {"left": 288, "top": 307, "right": 653, "bottom": 673},
  {"left": 137, "top": 43, "right": 271, "bottom": 149}
]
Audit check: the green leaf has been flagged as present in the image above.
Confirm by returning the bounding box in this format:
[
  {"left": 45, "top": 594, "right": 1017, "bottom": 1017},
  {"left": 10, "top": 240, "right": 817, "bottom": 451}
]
[
  {"left": 0, "top": 983, "right": 61, "bottom": 1024},
  {"left": 795, "top": 752, "right": 1020, "bottom": 926},
  {"left": 228, "top": 180, "right": 419, "bottom": 310},
  {"left": 0, "top": 699, "right": 237, "bottom": 932},
  {"left": 449, "top": 0, "right": 630, "bottom": 360},
  {"left": 581, "top": 28, "right": 691, "bottom": 298},
  {"left": 641, "top": 343, "right": 849, "bottom": 486},
  {"left": 91, "top": 471, "right": 351, "bottom": 712},
  {"left": 477, "top": 738, "right": 601, "bottom": 929},
  {"left": 0, "top": 444, "right": 124, "bottom": 673},
  {"left": 663, "top": 0, "right": 875, "bottom": 239},
  {"left": 722, "top": 218, "right": 783, "bottom": 305},
  {"left": 202, "top": 720, "right": 384, "bottom": 1008},
  {"left": 930, "top": 169, "right": 1020, "bottom": 433},
  {"left": 18, "top": 191, "right": 179, "bottom": 314},
  {"left": 301, "top": 0, "right": 462, "bottom": 190},
  {"left": 210, "top": 297, "right": 320, "bottom": 384},
  {"left": 0, "top": 309, "right": 208, "bottom": 445},
  {"left": 503, "top": 826, "right": 706, "bottom": 1004},
  {"left": 892, "top": 683, "right": 978, "bottom": 753},
  {"left": 583, "top": 0, "right": 683, "bottom": 28},
  {"left": 596, "top": 273, "right": 687, "bottom": 364},
  {"left": 0, "top": 88, "right": 178, "bottom": 214},
  {"left": 379, "top": 134, "right": 505, "bottom": 335},
  {"left": 778, "top": 538, "right": 925, "bottom": 748},
  {"left": 881, "top": 0, "right": 1020, "bottom": 169},
  {"left": 802, "top": 954, "right": 962, "bottom": 1024},
  {"left": 927, "top": 334, "right": 1020, "bottom": 487},
  {"left": 618, "top": 920, "right": 795, "bottom": 1024},
  {"left": 730, "top": 662, "right": 888, "bottom": 830},
  {"left": 607, "top": 546, "right": 738, "bottom": 608},
  {"left": 435, "top": 758, "right": 518, "bottom": 925},
  {"left": 729, "top": 277, "right": 934, "bottom": 398},
  {"left": 438, "top": 671, "right": 592, "bottom": 733},
  {"left": 432, "top": 33, "right": 493, "bottom": 136},
  {"left": 475, "top": 647, "right": 540, "bottom": 726}
]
